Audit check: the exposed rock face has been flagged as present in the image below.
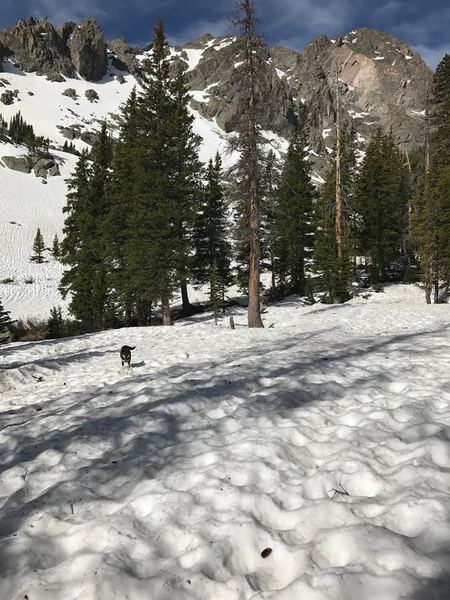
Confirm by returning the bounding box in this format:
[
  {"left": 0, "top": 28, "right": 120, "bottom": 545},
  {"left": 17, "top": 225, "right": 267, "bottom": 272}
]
[
  {"left": 2, "top": 156, "right": 31, "bottom": 173},
  {"left": 0, "top": 17, "right": 107, "bottom": 81},
  {"left": 0, "top": 18, "right": 74, "bottom": 77},
  {"left": 33, "top": 157, "right": 59, "bottom": 178},
  {"left": 107, "top": 38, "right": 140, "bottom": 74},
  {"left": 67, "top": 18, "right": 107, "bottom": 81},
  {"left": 2, "top": 154, "right": 60, "bottom": 177},
  {"left": 0, "top": 42, "right": 5, "bottom": 72},
  {"left": 85, "top": 89, "right": 99, "bottom": 102},
  {"left": 269, "top": 28, "right": 432, "bottom": 161},
  {"left": 0, "top": 90, "right": 14, "bottom": 105},
  {"left": 186, "top": 36, "right": 296, "bottom": 139},
  {"left": 62, "top": 88, "right": 77, "bottom": 100},
  {"left": 181, "top": 29, "right": 432, "bottom": 173},
  {"left": 0, "top": 17, "right": 434, "bottom": 177}
]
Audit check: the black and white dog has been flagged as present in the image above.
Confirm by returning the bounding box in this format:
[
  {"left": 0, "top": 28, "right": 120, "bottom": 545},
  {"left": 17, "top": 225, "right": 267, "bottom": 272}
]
[{"left": 120, "top": 345, "right": 135, "bottom": 367}]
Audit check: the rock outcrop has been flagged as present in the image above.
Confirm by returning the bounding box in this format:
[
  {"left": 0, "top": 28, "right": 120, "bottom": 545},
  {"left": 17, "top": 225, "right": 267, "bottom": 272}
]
[
  {"left": 107, "top": 38, "right": 140, "bottom": 74},
  {"left": 0, "top": 17, "right": 434, "bottom": 176},
  {"left": 0, "top": 18, "right": 74, "bottom": 78},
  {"left": 0, "top": 17, "right": 107, "bottom": 81},
  {"left": 67, "top": 18, "right": 107, "bottom": 81},
  {"left": 2, "top": 154, "right": 60, "bottom": 177}
]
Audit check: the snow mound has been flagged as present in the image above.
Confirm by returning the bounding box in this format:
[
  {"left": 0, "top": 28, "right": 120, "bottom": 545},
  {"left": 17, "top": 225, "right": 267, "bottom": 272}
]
[{"left": 0, "top": 285, "right": 449, "bottom": 599}]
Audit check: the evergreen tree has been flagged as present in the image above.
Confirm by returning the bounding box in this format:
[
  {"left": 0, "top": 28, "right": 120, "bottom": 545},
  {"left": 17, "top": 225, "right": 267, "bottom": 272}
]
[
  {"left": 273, "top": 113, "right": 315, "bottom": 295},
  {"left": 60, "top": 124, "right": 113, "bottom": 330},
  {"left": 430, "top": 55, "right": 450, "bottom": 171},
  {"left": 111, "top": 20, "right": 202, "bottom": 326},
  {"left": 169, "top": 68, "right": 203, "bottom": 314},
  {"left": 30, "top": 228, "right": 45, "bottom": 263},
  {"left": 0, "top": 115, "right": 7, "bottom": 141},
  {"left": 260, "top": 150, "right": 280, "bottom": 290},
  {"left": 232, "top": 0, "right": 264, "bottom": 327},
  {"left": 354, "top": 129, "right": 410, "bottom": 283},
  {"left": 410, "top": 55, "right": 450, "bottom": 302},
  {"left": 193, "top": 154, "right": 232, "bottom": 302},
  {"left": 9, "top": 112, "right": 35, "bottom": 147},
  {"left": 209, "top": 261, "right": 223, "bottom": 324},
  {"left": 47, "top": 306, "right": 65, "bottom": 339},
  {"left": 51, "top": 234, "right": 61, "bottom": 259},
  {"left": 314, "top": 128, "right": 357, "bottom": 302},
  {"left": 0, "top": 297, "right": 13, "bottom": 344},
  {"left": 105, "top": 88, "right": 142, "bottom": 323}
]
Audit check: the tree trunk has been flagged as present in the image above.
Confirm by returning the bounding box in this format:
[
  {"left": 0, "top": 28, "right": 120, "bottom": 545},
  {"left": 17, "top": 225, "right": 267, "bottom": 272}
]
[
  {"left": 433, "top": 279, "right": 439, "bottom": 304},
  {"left": 270, "top": 250, "right": 276, "bottom": 290},
  {"left": 243, "top": 0, "right": 263, "bottom": 329},
  {"left": 335, "top": 76, "right": 343, "bottom": 260},
  {"left": 161, "top": 298, "right": 172, "bottom": 326},
  {"left": 180, "top": 279, "right": 193, "bottom": 315}
]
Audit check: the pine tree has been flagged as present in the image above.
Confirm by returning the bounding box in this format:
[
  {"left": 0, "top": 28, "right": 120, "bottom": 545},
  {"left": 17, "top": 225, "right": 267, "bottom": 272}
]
[
  {"left": 51, "top": 234, "right": 61, "bottom": 259},
  {"left": 410, "top": 55, "right": 450, "bottom": 302},
  {"left": 273, "top": 112, "right": 315, "bottom": 295},
  {"left": 314, "top": 127, "right": 357, "bottom": 302},
  {"left": 354, "top": 129, "right": 410, "bottom": 283},
  {"left": 60, "top": 124, "right": 113, "bottom": 330},
  {"left": 232, "top": 0, "right": 264, "bottom": 327},
  {"left": 30, "top": 228, "right": 45, "bottom": 263},
  {"left": 193, "top": 154, "right": 232, "bottom": 302},
  {"left": 47, "top": 306, "right": 64, "bottom": 339},
  {"left": 0, "top": 297, "right": 13, "bottom": 344},
  {"left": 260, "top": 150, "right": 280, "bottom": 290},
  {"left": 430, "top": 55, "right": 450, "bottom": 171},
  {"left": 105, "top": 88, "right": 142, "bottom": 324},
  {"left": 169, "top": 68, "right": 203, "bottom": 315},
  {"left": 9, "top": 112, "right": 35, "bottom": 146},
  {"left": 112, "top": 20, "right": 202, "bottom": 326},
  {"left": 121, "top": 21, "right": 177, "bottom": 325},
  {"left": 209, "top": 261, "right": 223, "bottom": 324}
]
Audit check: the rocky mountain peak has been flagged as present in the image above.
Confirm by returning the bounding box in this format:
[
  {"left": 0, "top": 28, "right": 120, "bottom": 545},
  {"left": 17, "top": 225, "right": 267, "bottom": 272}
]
[
  {"left": 0, "top": 18, "right": 435, "bottom": 179},
  {"left": 66, "top": 17, "right": 107, "bottom": 81},
  {"left": 0, "top": 16, "right": 107, "bottom": 82}
]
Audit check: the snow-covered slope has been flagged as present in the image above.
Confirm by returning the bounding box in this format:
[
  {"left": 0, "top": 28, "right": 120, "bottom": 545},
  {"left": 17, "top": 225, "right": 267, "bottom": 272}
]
[
  {"left": 0, "top": 55, "right": 241, "bottom": 320},
  {"left": 0, "top": 285, "right": 449, "bottom": 599},
  {"left": 0, "top": 143, "right": 76, "bottom": 319}
]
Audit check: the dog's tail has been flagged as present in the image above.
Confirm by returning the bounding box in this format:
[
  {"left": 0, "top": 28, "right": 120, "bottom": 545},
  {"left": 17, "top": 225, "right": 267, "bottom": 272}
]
[{"left": 122, "top": 345, "right": 136, "bottom": 351}]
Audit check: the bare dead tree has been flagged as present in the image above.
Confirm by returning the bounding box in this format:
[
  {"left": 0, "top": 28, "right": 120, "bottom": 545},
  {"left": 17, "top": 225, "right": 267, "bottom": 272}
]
[
  {"left": 335, "top": 74, "right": 343, "bottom": 260},
  {"left": 232, "top": 0, "right": 264, "bottom": 328}
]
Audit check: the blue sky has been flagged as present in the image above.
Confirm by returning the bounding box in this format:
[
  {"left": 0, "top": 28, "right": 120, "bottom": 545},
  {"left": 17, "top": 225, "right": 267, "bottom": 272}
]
[{"left": 0, "top": 0, "right": 448, "bottom": 68}]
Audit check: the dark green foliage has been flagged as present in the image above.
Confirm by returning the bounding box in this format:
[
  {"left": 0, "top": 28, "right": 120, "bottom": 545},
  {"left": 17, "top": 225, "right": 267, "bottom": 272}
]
[
  {"left": 31, "top": 227, "right": 45, "bottom": 263},
  {"left": 410, "top": 55, "right": 450, "bottom": 301},
  {"left": 209, "top": 261, "right": 223, "bottom": 324},
  {"left": 60, "top": 123, "right": 114, "bottom": 330},
  {"left": 9, "top": 112, "right": 35, "bottom": 147},
  {"left": 260, "top": 150, "right": 280, "bottom": 289},
  {"left": 62, "top": 140, "right": 79, "bottom": 155},
  {"left": 354, "top": 129, "right": 410, "bottom": 283},
  {"left": 273, "top": 111, "right": 315, "bottom": 294},
  {"left": 0, "top": 297, "right": 13, "bottom": 344},
  {"left": 193, "top": 154, "right": 232, "bottom": 300},
  {"left": 106, "top": 20, "right": 202, "bottom": 325},
  {"left": 314, "top": 128, "right": 357, "bottom": 302},
  {"left": 47, "top": 306, "right": 65, "bottom": 339},
  {"left": 0, "top": 115, "right": 7, "bottom": 141},
  {"left": 51, "top": 234, "right": 61, "bottom": 259},
  {"left": 430, "top": 54, "right": 450, "bottom": 171}
]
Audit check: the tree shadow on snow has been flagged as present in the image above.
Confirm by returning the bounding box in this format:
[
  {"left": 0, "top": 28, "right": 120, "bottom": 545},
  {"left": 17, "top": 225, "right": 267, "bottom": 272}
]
[{"left": 1, "top": 324, "right": 450, "bottom": 584}]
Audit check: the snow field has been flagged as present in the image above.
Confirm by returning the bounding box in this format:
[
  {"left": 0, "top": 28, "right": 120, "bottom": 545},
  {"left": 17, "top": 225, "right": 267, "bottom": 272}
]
[{"left": 0, "top": 285, "right": 449, "bottom": 599}]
